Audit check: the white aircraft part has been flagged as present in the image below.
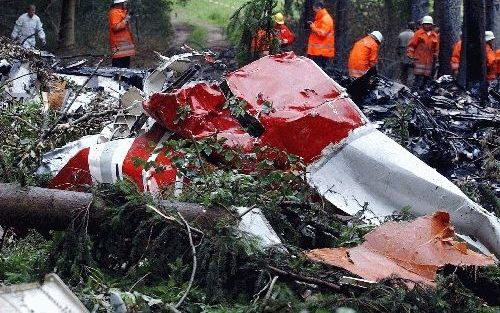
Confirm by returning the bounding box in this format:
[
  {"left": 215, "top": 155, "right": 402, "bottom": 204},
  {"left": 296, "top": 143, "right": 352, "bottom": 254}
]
[
  {"left": 308, "top": 125, "right": 500, "bottom": 258},
  {"left": 88, "top": 138, "right": 135, "bottom": 184},
  {"left": 236, "top": 207, "right": 283, "bottom": 248}
]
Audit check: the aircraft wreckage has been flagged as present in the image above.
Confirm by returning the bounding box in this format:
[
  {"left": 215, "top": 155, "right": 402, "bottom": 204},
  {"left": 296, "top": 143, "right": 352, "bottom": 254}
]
[{"left": 36, "top": 52, "right": 500, "bottom": 259}]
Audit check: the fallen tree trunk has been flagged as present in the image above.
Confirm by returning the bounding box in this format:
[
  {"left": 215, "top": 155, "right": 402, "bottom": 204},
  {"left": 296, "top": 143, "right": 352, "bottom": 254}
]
[{"left": 0, "top": 183, "right": 227, "bottom": 232}]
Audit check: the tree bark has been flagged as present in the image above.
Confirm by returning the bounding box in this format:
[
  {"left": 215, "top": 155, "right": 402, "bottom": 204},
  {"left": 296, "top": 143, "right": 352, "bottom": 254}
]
[
  {"left": 411, "top": 0, "right": 430, "bottom": 22},
  {"left": 437, "top": 0, "right": 461, "bottom": 76},
  {"left": 0, "top": 184, "right": 228, "bottom": 232},
  {"left": 458, "top": 0, "right": 487, "bottom": 98},
  {"left": 333, "top": 0, "right": 349, "bottom": 71},
  {"left": 58, "top": 0, "right": 77, "bottom": 49}
]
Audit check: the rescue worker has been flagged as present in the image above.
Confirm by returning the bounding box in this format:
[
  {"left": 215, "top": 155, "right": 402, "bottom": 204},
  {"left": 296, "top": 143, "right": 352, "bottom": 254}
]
[
  {"left": 496, "top": 48, "right": 500, "bottom": 79},
  {"left": 108, "top": 0, "right": 136, "bottom": 68},
  {"left": 307, "top": 1, "right": 335, "bottom": 70},
  {"left": 407, "top": 15, "right": 439, "bottom": 90},
  {"left": 347, "top": 31, "right": 383, "bottom": 78},
  {"left": 274, "top": 13, "right": 295, "bottom": 50},
  {"left": 450, "top": 37, "right": 462, "bottom": 77},
  {"left": 251, "top": 27, "right": 273, "bottom": 58},
  {"left": 398, "top": 22, "right": 416, "bottom": 85},
  {"left": 485, "top": 31, "right": 496, "bottom": 82},
  {"left": 11, "top": 4, "right": 46, "bottom": 49}
]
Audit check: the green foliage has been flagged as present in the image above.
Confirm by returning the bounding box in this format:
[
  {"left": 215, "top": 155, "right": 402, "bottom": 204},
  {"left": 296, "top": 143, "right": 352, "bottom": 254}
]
[
  {"left": 187, "top": 25, "right": 209, "bottom": 49},
  {"left": 0, "top": 231, "right": 51, "bottom": 284},
  {"left": 227, "top": 0, "right": 279, "bottom": 66}
]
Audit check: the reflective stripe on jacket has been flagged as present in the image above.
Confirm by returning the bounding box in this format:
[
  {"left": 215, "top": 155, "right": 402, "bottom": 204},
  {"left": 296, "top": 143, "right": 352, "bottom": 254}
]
[
  {"left": 11, "top": 13, "right": 46, "bottom": 48},
  {"left": 450, "top": 40, "right": 461, "bottom": 74},
  {"left": 486, "top": 44, "right": 496, "bottom": 81},
  {"left": 347, "top": 35, "right": 380, "bottom": 78},
  {"left": 407, "top": 28, "right": 439, "bottom": 76},
  {"left": 307, "top": 9, "right": 335, "bottom": 58},
  {"left": 108, "top": 7, "right": 135, "bottom": 59}
]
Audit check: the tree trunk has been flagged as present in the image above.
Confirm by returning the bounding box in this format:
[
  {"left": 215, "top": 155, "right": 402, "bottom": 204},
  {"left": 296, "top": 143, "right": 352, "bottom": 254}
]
[
  {"left": 486, "top": 0, "right": 500, "bottom": 48},
  {"left": 0, "top": 184, "right": 228, "bottom": 232},
  {"left": 458, "top": 0, "right": 487, "bottom": 99},
  {"left": 411, "top": 0, "right": 430, "bottom": 22},
  {"left": 58, "top": 0, "right": 77, "bottom": 49},
  {"left": 284, "top": 0, "right": 293, "bottom": 15},
  {"left": 299, "top": 0, "right": 314, "bottom": 54},
  {"left": 437, "top": 0, "right": 461, "bottom": 76},
  {"left": 333, "top": 0, "right": 349, "bottom": 71}
]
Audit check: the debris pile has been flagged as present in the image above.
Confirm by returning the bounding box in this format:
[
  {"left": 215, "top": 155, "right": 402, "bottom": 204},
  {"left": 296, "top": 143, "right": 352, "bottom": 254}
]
[
  {"left": 340, "top": 71, "right": 499, "bottom": 214},
  {"left": 1, "top": 39, "right": 499, "bottom": 312}
]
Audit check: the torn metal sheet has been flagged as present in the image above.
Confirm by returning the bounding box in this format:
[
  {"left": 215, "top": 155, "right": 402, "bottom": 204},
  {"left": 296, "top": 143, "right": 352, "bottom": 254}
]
[
  {"left": 5, "top": 62, "right": 36, "bottom": 99},
  {"left": 305, "top": 212, "right": 495, "bottom": 285},
  {"left": 0, "top": 273, "right": 89, "bottom": 313},
  {"left": 307, "top": 124, "right": 500, "bottom": 257},
  {"left": 236, "top": 207, "right": 283, "bottom": 248}
]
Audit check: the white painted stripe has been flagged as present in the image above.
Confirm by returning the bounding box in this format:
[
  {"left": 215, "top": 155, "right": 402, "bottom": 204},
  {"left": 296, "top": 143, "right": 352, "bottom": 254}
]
[
  {"left": 143, "top": 132, "right": 171, "bottom": 196},
  {"left": 88, "top": 138, "right": 134, "bottom": 184},
  {"left": 111, "top": 138, "right": 135, "bottom": 183}
]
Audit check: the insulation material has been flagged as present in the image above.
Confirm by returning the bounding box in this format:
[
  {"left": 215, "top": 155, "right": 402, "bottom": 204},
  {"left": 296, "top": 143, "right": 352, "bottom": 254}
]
[{"left": 305, "top": 212, "right": 495, "bottom": 285}]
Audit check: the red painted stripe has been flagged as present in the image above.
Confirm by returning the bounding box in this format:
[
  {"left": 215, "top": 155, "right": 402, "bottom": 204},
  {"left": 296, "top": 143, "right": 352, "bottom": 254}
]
[
  {"left": 49, "top": 148, "right": 92, "bottom": 191},
  {"left": 122, "top": 124, "right": 167, "bottom": 191}
]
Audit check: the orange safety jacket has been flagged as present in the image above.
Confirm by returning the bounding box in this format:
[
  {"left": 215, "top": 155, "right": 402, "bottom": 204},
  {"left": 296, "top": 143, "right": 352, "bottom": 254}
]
[
  {"left": 347, "top": 35, "right": 380, "bottom": 78},
  {"left": 496, "top": 49, "right": 500, "bottom": 76},
  {"left": 275, "top": 24, "right": 295, "bottom": 46},
  {"left": 307, "top": 8, "right": 335, "bottom": 58},
  {"left": 251, "top": 28, "right": 273, "bottom": 53},
  {"left": 407, "top": 28, "right": 439, "bottom": 77},
  {"left": 486, "top": 43, "right": 496, "bottom": 81},
  {"left": 108, "top": 7, "right": 136, "bottom": 59},
  {"left": 450, "top": 40, "right": 462, "bottom": 75}
]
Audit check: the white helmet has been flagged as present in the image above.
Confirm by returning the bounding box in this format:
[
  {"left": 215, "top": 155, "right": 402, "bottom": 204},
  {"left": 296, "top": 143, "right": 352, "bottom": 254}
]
[
  {"left": 421, "top": 15, "right": 434, "bottom": 25},
  {"left": 485, "top": 31, "right": 495, "bottom": 42},
  {"left": 114, "top": 0, "right": 127, "bottom": 4},
  {"left": 370, "top": 31, "right": 383, "bottom": 43}
]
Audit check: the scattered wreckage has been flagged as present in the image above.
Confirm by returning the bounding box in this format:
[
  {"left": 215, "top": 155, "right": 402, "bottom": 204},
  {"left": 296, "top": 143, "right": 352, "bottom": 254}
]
[
  {"left": 29, "top": 51, "right": 500, "bottom": 261},
  {"left": 1, "top": 40, "right": 499, "bottom": 287}
]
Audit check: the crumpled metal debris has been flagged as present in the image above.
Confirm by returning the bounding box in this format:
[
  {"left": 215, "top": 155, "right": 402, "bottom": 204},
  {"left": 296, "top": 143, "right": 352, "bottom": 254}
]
[
  {"left": 0, "top": 273, "right": 89, "bottom": 313},
  {"left": 305, "top": 212, "right": 495, "bottom": 286},
  {"left": 40, "top": 52, "right": 500, "bottom": 258}
]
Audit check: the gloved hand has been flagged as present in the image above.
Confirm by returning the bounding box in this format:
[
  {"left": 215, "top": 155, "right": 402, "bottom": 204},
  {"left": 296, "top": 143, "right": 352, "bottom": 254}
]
[
  {"left": 124, "top": 14, "right": 131, "bottom": 23},
  {"left": 41, "top": 39, "right": 46, "bottom": 46}
]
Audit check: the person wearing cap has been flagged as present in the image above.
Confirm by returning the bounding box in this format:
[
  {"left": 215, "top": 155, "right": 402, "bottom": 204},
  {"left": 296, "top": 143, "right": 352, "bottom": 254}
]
[
  {"left": 485, "top": 31, "right": 496, "bottom": 82},
  {"left": 407, "top": 15, "right": 439, "bottom": 89},
  {"left": 307, "top": 1, "right": 335, "bottom": 69},
  {"left": 450, "top": 36, "right": 462, "bottom": 77},
  {"left": 398, "top": 22, "right": 416, "bottom": 85},
  {"left": 11, "top": 4, "right": 46, "bottom": 49},
  {"left": 274, "top": 13, "right": 295, "bottom": 50},
  {"left": 347, "top": 31, "right": 383, "bottom": 78},
  {"left": 108, "top": 0, "right": 136, "bottom": 68}
]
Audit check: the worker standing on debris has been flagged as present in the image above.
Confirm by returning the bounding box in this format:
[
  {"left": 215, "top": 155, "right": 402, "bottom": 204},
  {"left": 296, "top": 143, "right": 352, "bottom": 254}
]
[
  {"left": 347, "top": 31, "right": 383, "bottom": 78},
  {"left": 11, "top": 4, "right": 46, "bottom": 49},
  {"left": 398, "top": 22, "right": 416, "bottom": 85},
  {"left": 450, "top": 37, "right": 462, "bottom": 77},
  {"left": 485, "top": 31, "right": 496, "bottom": 82},
  {"left": 307, "top": 1, "right": 335, "bottom": 70},
  {"left": 108, "top": 0, "right": 136, "bottom": 68},
  {"left": 407, "top": 16, "right": 439, "bottom": 89},
  {"left": 274, "top": 13, "right": 295, "bottom": 50}
]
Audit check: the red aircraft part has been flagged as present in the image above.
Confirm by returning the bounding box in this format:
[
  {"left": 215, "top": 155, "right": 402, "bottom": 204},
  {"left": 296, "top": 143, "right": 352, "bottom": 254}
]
[
  {"left": 49, "top": 124, "right": 177, "bottom": 193},
  {"left": 226, "top": 53, "right": 367, "bottom": 163},
  {"left": 144, "top": 83, "right": 255, "bottom": 151}
]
